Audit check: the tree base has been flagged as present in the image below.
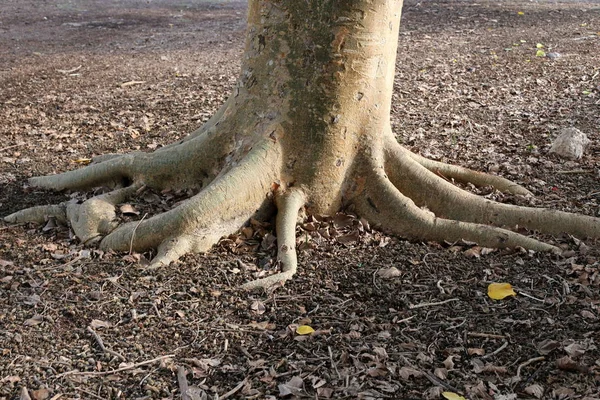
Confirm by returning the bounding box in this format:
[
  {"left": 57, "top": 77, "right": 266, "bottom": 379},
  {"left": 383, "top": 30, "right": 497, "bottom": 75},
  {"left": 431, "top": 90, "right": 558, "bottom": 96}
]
[{"left": 6, "top": 117, "right": 599, "bottom": 290}]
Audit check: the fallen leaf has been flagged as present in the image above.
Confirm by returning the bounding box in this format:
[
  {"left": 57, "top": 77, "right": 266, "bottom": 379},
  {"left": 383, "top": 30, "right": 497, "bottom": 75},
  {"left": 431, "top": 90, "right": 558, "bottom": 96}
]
[
  {"left": 564, "top": 343, "right": 586, "bottom": 358},
  {"left": 398, "top": 367, "right": 423, "bottom": 380},
  {"left": 524, "top": 384, "right": 544, "bottom": 399},
  {"left": 296, "top": 325, "right": 314, "bottom": 335},
  {"left": 556, "top": 355, "right": 588, "bottom": 373},
  {"left": 278, "top": 376, "right": 304, "bottom": 397},
  {"left": 119, "top": 204, "right": 139, "bottom": 215},
  {"left": 247, "top": 321, "right": 276, "bottom": 330},
  {"left": 31, "top": 388, "right": 49, "bottom": 400},
  {"left": 0, "top": 259, "right": 14, "bottom": 267},
  {"left": 24, "top": 315, "right": 44, "bottom": 326},
  {"left": 442, "top": 392, "right": 466, "bottom": 400},
  {"left": 487, "top": 282, "right": 516, "bottom": 300},
  {"left": 536, "top": 50, "right": 546, "bottom": 57},
  {"left": 377, "top": 267, "right": 401, "bottom": 278},
  {"left": 467, "top": 348, "right": 485, "bottom": 356},
  {"left": 536, "top": 339, "right": 560, "bottom": 355},
  {"left": 250, "top": 300, "right": 265, "bottom": 315},
  {"left": 89, "top": 319, "right": 112, "bottom": 329}
]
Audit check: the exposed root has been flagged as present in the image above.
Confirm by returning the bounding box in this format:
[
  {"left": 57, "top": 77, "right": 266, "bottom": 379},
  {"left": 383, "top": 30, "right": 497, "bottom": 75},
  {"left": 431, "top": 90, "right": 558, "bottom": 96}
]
[
  {"left": 99, "top": 141, "right": 280, "bottom": 259},
  {"left": 395, "top": 138, "right": 533, "bottom": 196},
  {"left": 67, "top": 184, "right": 142, "bottom": 244},
  {"left": 4, "top": 204, "right": 69, "bottom": 225},
  {"left": 242, "top": 189, "right": 306, "bottom": 290},
  {"left": 354, "top": 168, "right": 560, "bottom": 253},
  {"left": 28, "top": 154, "right": 136, "bottom": 191},
  {"left": 385, "top": 139, "right": 600, "bottom": 239}
]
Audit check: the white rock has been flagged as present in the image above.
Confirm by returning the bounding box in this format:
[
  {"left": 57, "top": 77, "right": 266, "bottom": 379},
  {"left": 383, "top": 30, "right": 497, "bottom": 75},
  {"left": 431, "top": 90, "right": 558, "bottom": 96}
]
[{"left": 549, "top": 127, "right": 590, "bottom": 160}]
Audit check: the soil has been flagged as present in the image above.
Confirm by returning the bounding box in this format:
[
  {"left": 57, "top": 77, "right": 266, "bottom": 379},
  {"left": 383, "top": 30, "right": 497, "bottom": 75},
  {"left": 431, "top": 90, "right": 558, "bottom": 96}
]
[{"left": 1, "top": 1, "right": 599, "bottom": 399}]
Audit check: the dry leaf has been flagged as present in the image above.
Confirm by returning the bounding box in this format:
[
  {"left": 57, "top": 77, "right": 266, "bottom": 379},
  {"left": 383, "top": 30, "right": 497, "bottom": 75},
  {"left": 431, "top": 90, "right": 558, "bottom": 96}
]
[
  {"left": 119, "top": 204, "right": 139, "bottom": 215},
  {"left": 296, "top": 325, "right": 314, "bottom": 335},
  {"left": 467, "top": 348, "right": 485, "bottom": 356},
  {"left": 0, "top": 259, "right": 14, "bottom": 267},
  {"left": 247, "top": 321, "right": 276, "bottom": 330},
  {"left": 24, "top": 315, "right": 44, "bottom": 326},
  {"left": 487, "top": 282, "right": 516, "bottom": 300},
  {"left": 398, "top": 367, "right": 423, "bottom": 380},
  {"left": 377, "top": 267, "right": 401, "bottom": 278},
  {"left": 250, "top": 300, "right": 265, "bottom": 315},
  {"left": 278, "top": 376, "right": 304, "bottom": 397},
  {"left": 89, "top": 319, "right": 112, "bottom": 329},
  {"left": 524, "top": 384, "right": 544, "bottom": 399},
  {"left": 434, "top": 367, "right": 448, "bottom": 379},
  {"left": 564, "top": 343, "right": 586, "bottom": 358},
  {"left": 536, "top": 339, "right": 560, "bottom": 355},
  {"left": 31, "top": 388, "right": 49, "bottom": 400},
  {"left": 442, "top": 392, "right": 466, "bottom": 400}
]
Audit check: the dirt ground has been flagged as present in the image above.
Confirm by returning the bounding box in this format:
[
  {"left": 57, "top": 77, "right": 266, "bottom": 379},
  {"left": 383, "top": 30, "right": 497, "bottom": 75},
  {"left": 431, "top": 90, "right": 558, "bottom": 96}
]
[{"left": 1, "top": 1, "right": 599, "bottom": 399}]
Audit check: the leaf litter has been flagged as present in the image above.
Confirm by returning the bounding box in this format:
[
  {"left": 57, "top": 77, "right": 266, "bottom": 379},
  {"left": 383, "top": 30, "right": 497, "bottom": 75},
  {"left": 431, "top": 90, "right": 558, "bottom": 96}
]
[{"left": 1, "top": 0, "right": 599, "bottom": 399}]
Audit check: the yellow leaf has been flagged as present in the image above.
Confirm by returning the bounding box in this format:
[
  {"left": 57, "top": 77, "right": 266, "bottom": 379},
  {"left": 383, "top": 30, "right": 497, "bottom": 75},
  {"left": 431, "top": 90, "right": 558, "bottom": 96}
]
[
  {"left": 517, "top": 11, "right": 525, "bottom": 15},
  {"left": 536, "top": 43, "right": 544, "bottom": 49},
  {"left": 442, "top": 392, "right": 466, "bottom": 400},
  {"left": 296, "top": 325, "right": 315, "bottom": 335},
  {"left": 488, "top": 283, "right": 517, "bottom": 300},
  {"left": 536, "top": 50, "right": 546, "bottom": 57},
  {"left": 72, "top": 158, "right": 92, "bottom": 165}
]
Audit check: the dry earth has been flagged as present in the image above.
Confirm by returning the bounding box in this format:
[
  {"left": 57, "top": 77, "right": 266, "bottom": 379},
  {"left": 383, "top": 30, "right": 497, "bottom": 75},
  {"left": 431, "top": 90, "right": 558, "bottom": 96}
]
[{"left": 1, "top": 1, "right": 599, "bottom": 399}]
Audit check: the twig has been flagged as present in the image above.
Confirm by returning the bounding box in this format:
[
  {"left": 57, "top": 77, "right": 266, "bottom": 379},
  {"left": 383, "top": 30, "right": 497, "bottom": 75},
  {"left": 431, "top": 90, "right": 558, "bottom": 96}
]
[
  {"left": 467, "top": 332, "right": 507, "bottom": 339},
  {"left": 423, "top": 370, "right": 462, "bottom": 394},
  {"left": 55, "top": 354, "right": 174, "bottom": 378},
  {"left": 219, "top": 378, "right": 247, "bottom": 400},
  {"left": 409, "top": 298, "right": 459, "bottom": 309},
  {"left": 556, "top": 169, "right": 593, "bottom": 174},
  {"left": 0, "top": 143, "right": 24, "bottom": 152},
  {"left": 129, "top": 213, "right": 148, "bottom": 255},
  {"left": 482, "top": 341, "right": 509, "bottom": 359},
  {"left": 86, "top": 326, "right": 126, "bottom": 361},
  {"left": 120, "top": 80, "right": 146, "bottom": 88},
  {"left": 516, "top": 290, "right": 545, "bottom": 303},
  {"left": 395, "top": 315, "right": 416, "bottom": 324},
  {"left": 329, "top": 346, "right": 341, "bottom": 379},
  {"left": 73, "top": 387, "right": 105, "bottom": 400},
  {"left": 177, "top": 366, "right": 191, "bottom": 400},
  {"left": 516, "top": 356, "right": 545, "bottom": 378}
]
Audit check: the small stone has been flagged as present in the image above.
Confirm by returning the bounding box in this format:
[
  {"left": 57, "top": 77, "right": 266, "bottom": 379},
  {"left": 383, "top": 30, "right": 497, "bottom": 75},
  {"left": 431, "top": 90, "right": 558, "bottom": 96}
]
[{"left": 549, "top": 127, "right": 590, "bottom": 160}]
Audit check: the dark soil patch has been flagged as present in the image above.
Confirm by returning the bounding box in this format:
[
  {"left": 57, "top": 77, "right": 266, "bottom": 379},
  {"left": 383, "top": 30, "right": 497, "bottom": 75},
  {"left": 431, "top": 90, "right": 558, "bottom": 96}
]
[{"left": 1, "top": 1, "right": 599, "bottom": 399}]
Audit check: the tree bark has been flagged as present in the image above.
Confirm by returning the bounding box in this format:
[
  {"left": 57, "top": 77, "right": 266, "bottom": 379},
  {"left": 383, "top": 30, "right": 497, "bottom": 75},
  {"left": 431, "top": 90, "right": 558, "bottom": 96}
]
[{"left": 5, "top": 0, "right": 600, "bottom": 289}]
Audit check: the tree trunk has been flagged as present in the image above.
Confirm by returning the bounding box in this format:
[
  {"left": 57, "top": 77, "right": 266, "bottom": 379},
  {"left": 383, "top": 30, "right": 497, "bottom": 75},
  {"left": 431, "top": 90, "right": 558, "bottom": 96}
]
[{"left": 5, "top": 0, "right": 600, "bottom": 289}]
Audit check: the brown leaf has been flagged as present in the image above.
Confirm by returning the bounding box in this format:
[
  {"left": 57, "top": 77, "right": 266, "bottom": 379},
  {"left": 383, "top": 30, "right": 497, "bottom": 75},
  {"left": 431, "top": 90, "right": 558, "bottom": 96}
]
[
  {"left": 524, "top": 384, "right": 544, "bottom": 399},
  {"left": 89, "top": 319, "right": 112, "bottom": 329},
  {"left": 556, "top": 356, "right": 588, "bottom": 373},
  {"left": 278, "top": 376, "right": 304, "bottom": 397},
  {"left": 467, "top": 348, "right": 485, "bottom": 356},
  {"left": 119, "top": 204, "right": 139, "bottom": 215},
  {"left": 250, "top": 300, "right": 266, "bottom": 315},
  {"left": 0, "top": 259, "right": 14, "bottom": 267},
  {"left": 398, "top": 367, "right": 423, "bottom": 380},
  {"left": 377, "top": 267, "right": 401, "bottom": 279},
  {"left": 442, "top": 355, "right": 455, "bottom": 370},
  {"left": 31, "top": 388, "right": 49, "bottom": 400},
  {"left": 337, "top": 231, "right": 359, "bottom": 244},
  {"left": 564, "top": 343, "right": 586, "bottom": 358},
  {"left": 24, "top": 315, "right": 44, "bottom": 326},
  {"left": 247, "top": 321, "right": 276, "bottom": 330},
  {"left": 536, "top": 339, "right": 560, "bottom": 355},
  {"left": 434, "top": 367, "right": 448, "bottom": 379}
]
